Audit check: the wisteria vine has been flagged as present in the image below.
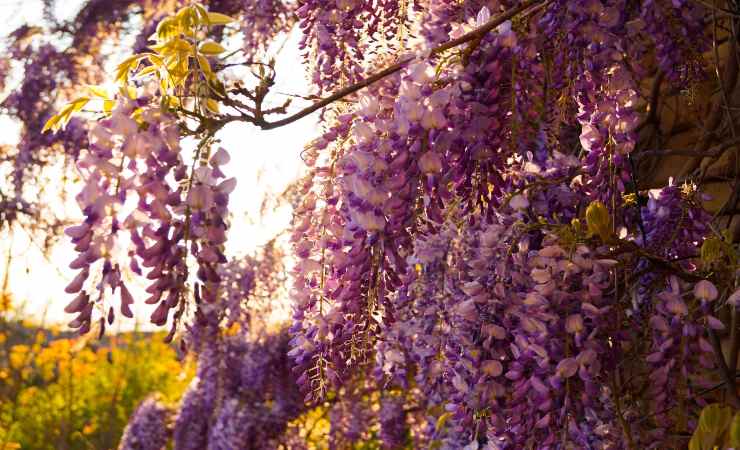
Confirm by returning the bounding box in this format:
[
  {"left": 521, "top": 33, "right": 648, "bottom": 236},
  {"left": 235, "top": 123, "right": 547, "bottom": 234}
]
[{"left": 5, "top": 0, "right": 740, "bottom": 448}]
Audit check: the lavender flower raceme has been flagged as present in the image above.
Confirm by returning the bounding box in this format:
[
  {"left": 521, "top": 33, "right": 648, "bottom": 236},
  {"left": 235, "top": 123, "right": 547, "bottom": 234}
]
[
  {"left": 379, "top": 395, "right": 407, "bottom": 449},
  {"left": 119, "top": 395, "right": 173, "bottom": 450}
]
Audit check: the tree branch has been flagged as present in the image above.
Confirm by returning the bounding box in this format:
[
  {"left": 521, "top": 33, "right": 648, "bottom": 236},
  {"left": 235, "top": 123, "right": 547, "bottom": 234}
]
[
  {"left": 215, "top": 0, "right": 547, "bottom": 131},
  {"left": 634, "top": 137, "right": 740, "bottom": 159}
]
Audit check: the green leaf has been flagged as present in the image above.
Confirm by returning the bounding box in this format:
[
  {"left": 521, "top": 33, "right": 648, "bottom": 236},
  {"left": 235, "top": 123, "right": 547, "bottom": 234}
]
[
  {"left": 585, "top": 200, "right": 613, "bottom": 242},
  {"left": 155, "top": 17, "right": 178, "bottom": 41},
  {"left": 690, "top": 404, "right": 735, "bottom": 450},
  {"left": 727, "top": 413, "right": 740, "bottom": 448},
  {"left": 435, "top": 412, "right": 452, "bottom": 433},
  {"left": 115, "top": 54, "right": 145, "bottom": 83},
  {"left": 68, "top": 97, "right": 90, "bottom": 112},
  {"left": 85, "top": 85, "right": 109, "bottom": 99},
  {"left": 193, "top": 3, "right": 209, "bottom": 23},
  {"left": 206, "top": 12, "right": 236, "bottom": 26},
  {"left": 199, "top": 41, "right": 226, "bottom": 55},
  {"left": 205, "top": 98, "right": 219, "bottom": 113},
  {"left": 699, "top": 404, "right": 734, "bottom": 434},
  {"left": 43, "top": 97, "right": 90, "bottom": 132},
  {"left": 41, "top": 114, "right": 62, "bottom": 133}
]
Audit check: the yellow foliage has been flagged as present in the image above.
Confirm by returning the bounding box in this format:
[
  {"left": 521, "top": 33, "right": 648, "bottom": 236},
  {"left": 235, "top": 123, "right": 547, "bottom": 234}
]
[
  {"left": 585, "top": 200, "right": 613, "bottom": 242},
  {"left": 41, "top": 97, "right": 90, "bottom": 133},
  {"left": 199, "top": 41, "right": 226, "bottom": 55},
  {"left": 689, "top": 404, "right": 740, "bottom": 450},
  {"left": 1, "top": 330, "right": 193, "bottom": 450},
  {"left": 206, "top": 12, "right": 237, "bottom": 26},
  {"left": 41, "top": 3, "right": 234, "bottom": 134},
  {"left": 0, "top": 294, "right": 12, "bottom": 313},
  {"left": 286, "top": 406, "right": 331, "bottom": 450}
]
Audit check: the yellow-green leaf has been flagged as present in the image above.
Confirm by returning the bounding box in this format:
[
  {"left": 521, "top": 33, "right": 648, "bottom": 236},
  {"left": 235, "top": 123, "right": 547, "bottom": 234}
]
[
  {"left": 148, "top": 54, "right": 165, "bottom": 67},
  {"left": 199, "top": 41, "right": 226, "bottom": 55},
  {"left": 728, "top": 413, "right": 740, "bottom": 448},
  {"left": 115, "top": 54, "right": 146, "bottom": 83},
  {"left": 193, "top": 3, "right": 209, "bottom": 22},
  {"left": 85, "top": 85, "right": 109, "bottom": 99},
  {"left": 171, "top": 38, "right": 193, "bottom": 53},
  {"left": 435, "top": 412, "right": 452, "bottom": 432},
  {"left": 42, "top": 114, "right": 62, "bottom": 133},
  {"left": 55, "top": 103, "right": 77, "bottom": 129},
  {"left": 119, "top": 85, "right": 137, "bottom": 99},
  {"left": 206, "top": 12, "right": 236, "bottom": 26},
  {"left": 208, "top": 78, "right": 227, "bottom": 97},
  {"left": 103, "top": 100, "right": 115, "bottom": 113},
  {"left": 197, "top": 55, "right": 213, "bottom": 76},
  {"left": 68, "top": 97, "right": 90, "bottom": 113},
  {"left": 699, "top": 404, "right": 733, "bottom": 434},
  {"left": 176, "top": 6, "right": 198, "bottom": 30},
  {"left": 205, "top": 98, "right": 219, "bottom": 113},
  {"left": 131, "top": 107, "right": 144, "bottom": 124},
  {"left": 585, "top": 200, "right": 612, "bottom": 242},
  {"left": 690, "top": 404, "right": 735, "bottom": 450},
  {"left": 44, "top": 97, "right": 90, "bottom": 132},
  {"left": 165, "top": 96, "right": 180, "bottom": 108},
  {"left": 117, "top": 54, "right": 143, "bottom": 71},
  {"left": 701, "top": 237, "right": 723, "bottom": 264},
  {"left": 134, "top": 65, "right": 159, "bottom": 80},
  {"left": 156, "top": 17, "right": 179, "bottom": 41},
  {"left": 149, "top": 41, "right": 170, "bottom": 54}
]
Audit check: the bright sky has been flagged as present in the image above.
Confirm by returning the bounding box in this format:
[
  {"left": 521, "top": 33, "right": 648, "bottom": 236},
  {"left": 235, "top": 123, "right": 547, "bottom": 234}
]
[{"left": 0, "top": 1, "right": 318, "bottom": 329}]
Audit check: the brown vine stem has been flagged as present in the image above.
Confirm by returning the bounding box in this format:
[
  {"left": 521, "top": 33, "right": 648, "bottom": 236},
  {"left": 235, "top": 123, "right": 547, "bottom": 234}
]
[
  {"left": 680, "top": 9, "right": 740, "bottom": 176},
  {"left": 635, "top": 70, "right": 664, "bottom": 134},
  {"left": 709, "top": 327, "right": 740, "bottom": 408},
  {"left": 215, "top": 0, "right": 548, "bottom": 131},
  {"left": 634, "top": 136, "right": 740, "bottom": 159}
]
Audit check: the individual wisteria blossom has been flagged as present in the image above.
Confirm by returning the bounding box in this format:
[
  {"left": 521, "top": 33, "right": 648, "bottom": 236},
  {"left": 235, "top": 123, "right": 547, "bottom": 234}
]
[{"left": 118, "top": 395, "right": 173, "bottom": 450}]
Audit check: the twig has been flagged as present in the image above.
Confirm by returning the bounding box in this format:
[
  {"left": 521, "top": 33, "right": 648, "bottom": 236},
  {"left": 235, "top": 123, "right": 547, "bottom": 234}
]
[
  {"left": 709, "top": 328, "right": 740, "bottom": 408},
  {"left": 730, "top": 305, "right": 738, "bottom": 380},
  {"left": 636, "top": 71, "right": 665, "bottom": 134},
  {"left": 214, "top": 0, "right": 547, "bottom": 131},
  {"left": 690, "top": 0, "right": 740, "bottom": 17},
  {"left": 634, "top": 137, "right": 740, "bottom": 159}
]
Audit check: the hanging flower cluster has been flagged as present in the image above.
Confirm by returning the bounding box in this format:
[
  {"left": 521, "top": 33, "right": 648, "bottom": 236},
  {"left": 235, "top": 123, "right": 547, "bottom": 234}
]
[
  {"left": 118, "top": 395, "right": 173, "bottom": 450},
  {"left": 63, "top": 100, "right": 188, "bottom": 337},
  {"left": 297, "top": 0, "right": 410, "bottom": 93},
  {"left": 171, "top": 328, "right": 305, "bottom": 450}
]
